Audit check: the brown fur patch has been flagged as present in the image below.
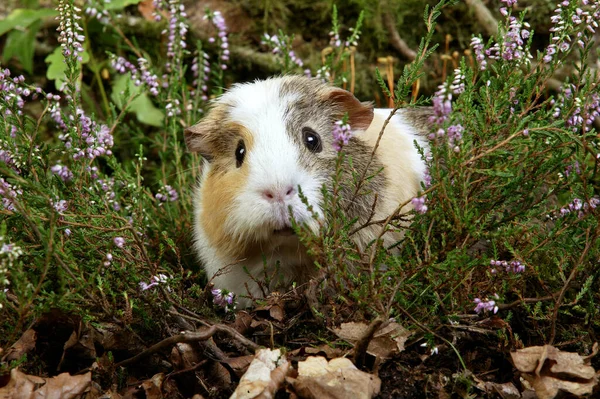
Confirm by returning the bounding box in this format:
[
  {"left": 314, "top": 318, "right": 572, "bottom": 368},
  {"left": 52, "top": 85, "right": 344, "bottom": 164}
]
[
  {"left": 199, "top": 123, "right": 254, "bottom": 258},
  {"left": 326, "top": 89, "right": 374, "bottom": 130},
  {"left": 184, "top": 104, "right": 229, "bottom": 159}
]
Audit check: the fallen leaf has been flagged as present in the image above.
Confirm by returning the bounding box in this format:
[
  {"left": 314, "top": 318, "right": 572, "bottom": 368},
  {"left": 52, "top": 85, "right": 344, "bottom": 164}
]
[
  {"left": 304, "top": 344, "right": 346, "bottom": 359},
  {"left": 224, "top": 355, "right": 254, "bottom": 377},
  {"left": 483, "top": 382, "right": 521, "bottom": 399},
  {"left": 0, "top": 368, "right": 91, "bottom": 399},
  {"left": 269, "top": 304, "right": 285, "bottom": 322},
  {"left": 230, "top": 348, "right": 290, "bottom": 399},
  {"left": 511, "top": 344, "right": 599, "bottom": 399},
  {"left": 171, "top": 343, "right": 200, "bottom": 370},
  {"left": 2, "top": 329, "right": 36, "bottom": 362},
  {"left": 140, "top": 373, "right": 164, "bottom": 399},
  {"left": 333, "top": 321, "right": 411, "bottom": 359},
  {"left": 291, "top": 356, "right": 381, "bottom": 399}
]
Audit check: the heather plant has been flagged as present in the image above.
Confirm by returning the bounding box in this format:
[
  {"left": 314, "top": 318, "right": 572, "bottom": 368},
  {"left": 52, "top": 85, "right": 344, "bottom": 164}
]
[
  {"left": 295, "top": 0, "right": 600, "bottom": 351},
  {"left": 0, "top": 0, "right": 232, "bottom": 340},
  {"left": 0, "top": 0, "right": 599, "bottom": 383}
]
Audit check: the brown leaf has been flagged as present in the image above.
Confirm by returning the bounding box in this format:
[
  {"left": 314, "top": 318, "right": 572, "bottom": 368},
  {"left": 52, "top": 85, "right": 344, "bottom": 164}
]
[
  {"left": 0, "top": 368, "right": 91, "bottom": 399},
  {"left": 291, "top": 356, "right": 381, "bottom": 399},
  {"left": 511, "top": 344, "right": 599, "bottom": 399},
  {"left": 173, "top": 343, "right": 200, "bottom": 370},
  {"left": 233, "top": 312, "right": 253, "bottom": 335},
  {"left": 2, "top": 329, "right": 36, "bottom": 362},
  {"left": 304, "top": 344, "right": 346, "bottom": 359},
  {"left": 224, "top": 355, "right": 254, "bottom": 377},
  {"left": 269, "top": 304, "right": 285, "bottom": 322},
  {"left": 333, "top": 321, "right": 411, "bottom": 359},
  {"left": 482, "top": 382, "right": 521, "bottom": 399},
  {"left": 140, "top": 373, "right": 164, "bottom": 399},
  {"left": 230, "top": 348, "right": 290, "bottom": 399}
]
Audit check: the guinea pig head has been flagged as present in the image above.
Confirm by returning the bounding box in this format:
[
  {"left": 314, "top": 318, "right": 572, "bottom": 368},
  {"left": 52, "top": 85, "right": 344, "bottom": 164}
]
[{"left": 185, "top": 76, "right": 373, "bottom": 257}]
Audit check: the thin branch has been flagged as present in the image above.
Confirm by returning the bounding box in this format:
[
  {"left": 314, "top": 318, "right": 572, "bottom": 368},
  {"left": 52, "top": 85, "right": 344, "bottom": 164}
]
[
  {"left": 382, "top": 13, "right": 416, "bottom": 61},
  {"left": 115, "top": 327, "right": 218, "bottom": 368},
  {"left": 465, "top": 0, "right": 499, "bottom": 37}
]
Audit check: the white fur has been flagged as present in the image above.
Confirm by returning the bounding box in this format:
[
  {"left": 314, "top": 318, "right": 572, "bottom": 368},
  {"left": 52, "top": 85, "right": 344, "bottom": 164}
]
[{"left": 192, "top": 79, "right": 428, "bottom": 307}]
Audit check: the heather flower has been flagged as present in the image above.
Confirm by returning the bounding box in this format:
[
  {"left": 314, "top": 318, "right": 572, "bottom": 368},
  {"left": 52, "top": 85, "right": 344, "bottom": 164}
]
[
  {"left": 57, "top": 0, "right": 85, "bottom": 62},
  {"left": 52, "top": 199, "right": 68, "bottom": 214},
  {"left": 0, "top": 147, "right": 20, "bottom": 174},
  {"left": 156, "top": 0, "right": 189, "bottom": 73},
  {"left": 474, "top": 297, "right": 499, "bottom": 314},
  {"left": 0, "top": 68, "right": 39, "bottom": 116},
  {"left": 114, "top": 237, "right": 125, "bottom": 248},
  {"left": 501, "top": 17, "right": 531, "bottom": 64},
  {"left": 411, "top": 196, "right": 428, "bottom": 214},
  {"left": 0, "top": 236, "right": 24, "bottom": 292},
  {"left": 332, "top": 120, "right": 352, "bottom": 151},
  {"left": 559, "top": 196, "right": 600, "bottom": 218},
  {"left": 0, "top": 178, "right": 22, "bottom": 212},
  {"left": 140, "top": 274, "right": 170, "bottom": 291},
  {"left": 64, "top": 109, "right": 114, "bottom": 161},
  {"left": 191, "top": 51, "right": 210, "bottom": 99},
  {"left": 51, "top": 164, "right": 73, "bottom": 182},
  {"left": 84, "top": 0, "right": 111, "bottom": 24},
  {"left": 450, "top": 69, "right": 465, "bottom": 94},
  {"left": 490, "top": 259, "right": 525, "bottom": 274},
  {"left": 430, "top": 83, "right": 452, "bottom": 125},
  {"left": 211, "top": 288, "right": 235, "bottom": 311},
  {"left": 316, "top": 65, "right": 331, "bottom": 82},
  {"left": 262, "top": 34, "right": 304, "bottom": 69},
  {"left": 155, "top": 185, "right": 178, "bottom": 204},
  {"left": 111, "top": 56, "right": 160, "bottom": 96}
]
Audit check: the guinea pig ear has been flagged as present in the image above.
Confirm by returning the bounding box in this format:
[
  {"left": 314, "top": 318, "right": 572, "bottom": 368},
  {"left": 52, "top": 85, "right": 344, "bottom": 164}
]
[
  {"left": 184, "top": 121, "right": 215, "bottom": 161},
  {"left": 327, "top": 88, "right": 374, "bottom": 131}
]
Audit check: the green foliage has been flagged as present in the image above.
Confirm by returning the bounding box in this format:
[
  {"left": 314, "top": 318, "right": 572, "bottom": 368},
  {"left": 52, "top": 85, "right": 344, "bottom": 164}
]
[
  {"left": 1, "top": 0, "right": 599, "bottom": 381},
  {"left": 110, "top": 74, "right": 164, "bottom": 126}
]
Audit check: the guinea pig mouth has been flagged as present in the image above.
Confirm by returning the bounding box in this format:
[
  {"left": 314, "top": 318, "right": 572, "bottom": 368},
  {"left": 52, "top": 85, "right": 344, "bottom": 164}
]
[{"left": 273, "top": 227, "right": 295, "bottom": 236}]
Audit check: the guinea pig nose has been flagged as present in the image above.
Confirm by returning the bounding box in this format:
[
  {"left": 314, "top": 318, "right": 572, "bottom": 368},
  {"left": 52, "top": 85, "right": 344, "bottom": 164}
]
[{"left": 262, "top": 186, "right": 296, "bottom": 202}]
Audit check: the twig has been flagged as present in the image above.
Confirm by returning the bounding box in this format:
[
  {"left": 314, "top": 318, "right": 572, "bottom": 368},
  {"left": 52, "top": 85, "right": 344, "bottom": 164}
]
[
  {"left": 115, "top": 327, "right": 218, "bottom": 368},
  {"left": 352, "top": 317, "right": 384, "bottom": 369},
  {"left": 496, "top": 294, "right": 557, "bottom": 311},
  {"left": 167, "top": 308, "right": 260, "bottom": 351},
  {"left": 382, "top": 13, "right": 416, "bottom": 61},
  {"left": 465, "top": 0, "right": 499, "bottom": 37}
]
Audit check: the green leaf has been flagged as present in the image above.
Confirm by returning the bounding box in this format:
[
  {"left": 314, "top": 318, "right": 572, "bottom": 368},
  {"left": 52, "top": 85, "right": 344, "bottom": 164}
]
[
  {"left": 110, "top": 74, "right": 164, "bottom": 127},
  {"left": 104, "top": 0, "right": 144, "bottom": 10},
  {"left": 2, "top": 20, "right": 43, "bottom": 73},
  {"left": 45, "top": 46, "right": 90, "bottom": 90},
  {"left": 0, "top": 8, "right": 58, "bottom": 37}
]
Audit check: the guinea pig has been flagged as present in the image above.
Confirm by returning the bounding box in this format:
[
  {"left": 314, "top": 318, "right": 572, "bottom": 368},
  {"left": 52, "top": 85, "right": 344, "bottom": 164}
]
[{"left": 185, "top": 75, "right": 430, "bottom": 307}]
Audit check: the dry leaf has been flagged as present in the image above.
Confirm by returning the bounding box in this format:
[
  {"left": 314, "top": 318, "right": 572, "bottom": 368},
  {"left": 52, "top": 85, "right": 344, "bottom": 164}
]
[
  {"left": 333, "top": 321, "right": 411, "bottom": 359},
  {"left": 482, "top": 382, "right": 521, "bottom": 399},
  {"left": 511, "top": 344, "right": 599, "bottom": 399},
  {"left": 230, "top": 348, "right": 290, "bottom": 399},
  {"left": 171, "top": 342, "right": 200, "bottom": 370},
  {"left": 269, "top": 304, "right": 285, "bottom": 321},
  {"left": 224, "top": 355, "right": 254, "bottom": 377},
  {"left": 0, "top": 368, "right": 91, "bottom": 399},
  {"left": 140, "top": 373, "right": 164, "bottom": 399},
  {"left": 2, "top": 329, "right": 37, "bottom": 362},
  {"left": 291, "top": 356, "right": 381, "bottom": 399},
  {"left": 304, "top": 344, "right": 346, "bottom": 359}
]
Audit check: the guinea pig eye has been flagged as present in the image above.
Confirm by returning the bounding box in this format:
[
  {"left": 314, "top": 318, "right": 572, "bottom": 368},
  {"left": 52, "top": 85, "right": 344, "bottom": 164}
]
[
  {"left": 302, "top": 127, "right": 322, "bottom": 153},
  {"left": 235, "top": 140, "right": 246, "bottom": 168}
]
